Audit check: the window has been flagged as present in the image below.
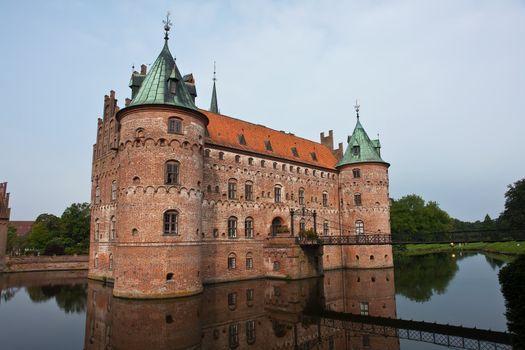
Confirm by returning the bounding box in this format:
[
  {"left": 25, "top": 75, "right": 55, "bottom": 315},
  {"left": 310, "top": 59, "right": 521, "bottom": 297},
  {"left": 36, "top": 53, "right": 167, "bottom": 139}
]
[
  {"left": 246, "top": 289, "right": 254, "bottom": 302},
  {"left": 299, "top": 188, "right": 305, "bottom": 205},
  {"left": 246, "top": 320, "right": 256, "bottom": 344},
  {"left": 356, "top": 220, "right": 364, "bottom": 235},
  {"left": 322, "top": 192, "right": 328, "bottom": 207},
  {"left": 273, "top": 162, "right": 277, "bottom": 169},
  {"left": 238, "top": 134, "right": 246, "bottom": 145},
  {"left": 353, "top": 168, "right": 361, "bottom": 178},
  {"left": 95, "top": 219, "right": 100, "bottom": 241},
  {"left": 94, "top": 253, "right": 99, "bottom": 268},
  {"left": 245, "top": 182, "right": 253, "bottom": 201},
  {"left": 228, "top": 253, "right": 237, "bottom": 269},
  {"left": 95, "top": 186, "right": 100, "bottom": 204},
  {"left": 228, "top": 217, "right": 237, "bottom": 238},
  {"left": 228, "top": 180, "right": 237, "bottom": 200},
  {"left": 281, "top": 164, "right": 286, "bottom": 171},
  {"left": 235, "top": 155, "right": 240, "bottom": 163},
  {"left": 273, "top": 261, "right": 280, "bottom": 271},
  {"left": 354, "top": 193, "right": 362, "bottom": 206},
  {"left": 111, "top": 181, "right": 117, "bottom": 201},
  {"left": 310, "top": 152, "right": 318, "bottom": 161},
  {"left": 359, "top": 302, "right": 369, "bottom": 316},
  {"left": 205, "top": 149, "right": 211, "bottom": 157},
  {"left": 165, "top": 161, "right": 180, "bottom": 185},
  {"left": 168, "top": 118, "right": 182, "bottom": 134},
  {"left": 169, "top": 80, "right": 177, "bottom": 95},
  {"left": 291, "top": 147, "right": 299, "bottom": 157},
  {"left": 215, "top": 185, "right": 219, "bottom": 193},
  {"left": 229, "top": 324, "right": 239, "bottom": 349},
  {"left": 248, "top": 157, "right": 254, "bottom": 165},
  {"left": 264, "top": 140, "right": 273, "bottom": 151},
  {"left": 228, "top": 292, "right": 237, "bottom": 308},
  {"left": 261, "top": 160, "right": 265, "bottom": 167},
  {"left": 109, "top": 254, "right": 113, "bottom": 270},
  {"left": 164, "top": 210, "right": 179, "bottom": 235},
  {"left": 245, "top": 217, "right": 254, "bottom": 238},
  {"left": 323, "top": 221, "right": 329, "bottom": 236},
  {"left": 274, "top": 186, "right": 282, "bottom": 203},
  {"left": 207, "top": 185, "right": 212, "bottom": 193},
  {"left": 352, "top": 145, "right": 360, "bottom": 157},
  {"left": 246, "top": 252, "right": 253, "bottom": 269},
  {"left": 110, "top": 216, "right": 116, "bottom": 240},
  {"left": 299, "top": 219, "right": 306, "bottom": 232},
  {"left": 219, "top": 152, "right": 224, "bottom": 160}
]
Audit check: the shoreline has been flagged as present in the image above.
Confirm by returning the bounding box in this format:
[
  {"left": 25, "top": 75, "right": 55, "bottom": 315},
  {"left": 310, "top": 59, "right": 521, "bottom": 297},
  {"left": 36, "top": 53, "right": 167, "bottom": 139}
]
[{"left": 394, "top": 241, "right": 525, "bottom": 257}]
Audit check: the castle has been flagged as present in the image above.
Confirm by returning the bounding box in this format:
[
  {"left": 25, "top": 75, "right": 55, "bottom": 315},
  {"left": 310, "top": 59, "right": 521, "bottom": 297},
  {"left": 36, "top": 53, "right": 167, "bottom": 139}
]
[{"left": 88, "top": 20, "right": 393, "bottom": 299}]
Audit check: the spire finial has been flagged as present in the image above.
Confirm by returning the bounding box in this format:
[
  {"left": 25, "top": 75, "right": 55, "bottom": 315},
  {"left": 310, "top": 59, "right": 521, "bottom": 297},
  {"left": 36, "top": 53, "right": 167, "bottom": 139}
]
[
  {"left": 213, "top": 61, "right": 217, "bottom": 82},
  {"left": 354, "top": 99, "right": 360, "bottom": 119},
  {"left": 163, "top": 12, "right": 172, "bottom": 41}
]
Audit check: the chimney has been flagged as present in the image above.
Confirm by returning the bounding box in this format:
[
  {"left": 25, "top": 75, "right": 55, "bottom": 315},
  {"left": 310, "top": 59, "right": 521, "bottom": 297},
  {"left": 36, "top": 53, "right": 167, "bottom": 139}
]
[{"left": 140, "top": 64, "right": 147, "bottom": 75}]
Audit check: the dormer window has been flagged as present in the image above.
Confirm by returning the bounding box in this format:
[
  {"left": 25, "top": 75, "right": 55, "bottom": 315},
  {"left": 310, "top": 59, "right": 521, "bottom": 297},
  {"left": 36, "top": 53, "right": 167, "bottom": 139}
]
[
  {"left": 238, "top": 134, "right": 247, "bottom": 145},
  {"left": 310, "top": 152, "right": 318, "bottom": 161},
  {"left": 169, "top": 80, "right": 177, "bottom": 95},
  {"left": 352, "top": 145, "right": 360, "bottom": 157},
  {"left": 264, "top": 140, "right": 273, "bottom": 151},
  {"left": 291, "top": 147, "right": 299, "bottom": 157}
]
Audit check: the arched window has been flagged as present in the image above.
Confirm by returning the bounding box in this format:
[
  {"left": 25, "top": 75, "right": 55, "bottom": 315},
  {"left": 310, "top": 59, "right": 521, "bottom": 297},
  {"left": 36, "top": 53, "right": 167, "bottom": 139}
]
[
  {"left": 356, "top": 220, "right": 364, "bottom": 235},
  {"left": 274, "top": 185, "right": 282, "bottom": 203},
  {"left": 168, "top": 117, "right": 182, "bottom": 134},
  {"left": 219, "top": 152, "right": 224, "bottom": 160},
  {"left": 228, "top": 179, "right": 237, "bottom": 200},
  {"left": 111, "top": 181, "right": 118, "bottom": 201},
  {"left": 229, "top": 324, "right": 239, "bottom": 349},
  {"left": 164, "top": 210, "right": 179, "bottom": 235},
  {"left": 110, "top": 216, "right": 116, "bottom": 240},
  {"left": 244, "top": 181, "right": 253, "bottom": 201},
  {"left": 273, "top": 162, "right": 277, "bottom": 169},
  {"left": 299, "top": 219, "right": 306, "bottom": 233},
  {"left": 261, "top": 160, "right": 266, "bottom": 167},
  {"left": 322, "top": 191, "right": 328, "bottom": 207},
  {"left": 246, "top": 252, "right": 253, "bottom": 269},
  {"left": 228, "top": 217, "right": 237, "bottom": 238},
  {"left": 228, "top": 253, "right": 237, "bottom": 270},
  {"left": 248, "top": 157, "right": 254, "bottom": 165},
  {"left": 95, "top": 186, "right": 101, "bottom": 204},
  {"left": 354, "top": 193, "right": 362, "bottom": 206},
  {"left": 95, "top": 219, "right": 100, "bottom": 241},
  {"left": 165, "top": 160, "right": 180, "bottom": 185},
  {"left": 94, "top": 253, "right": 99, "bottom": 268},
  {"left": 352, "top": 145, "right": 360, "bottom": 157},
  {"left": 109, "top": 254, "right": 113, "bottom": 270},
  {"left": 135, "top": 128, "right": 144, "bottom": 138},
  {"left": 246, "top": 320, "right": 256, "bottom": 344},
  {"left": 323, "top": 221, "right": 329, "bottom": 235},
  {"left": 204, "top": 149, "right": 211, "bottom": 157},
  {"left": 299, "top": 188, "right": 305, "bottom": 205},
  {"left": 215, "top": 185, "right": 220, "bottom": 193},
  {"left": 281, "top": 164, "right": 286, "bottom": 171},
  {"left": 235, "top": 155, "right": 241, "bottom": 163},
  {"left": 245, "top": 217, "right": 254, "bottom": 238}
]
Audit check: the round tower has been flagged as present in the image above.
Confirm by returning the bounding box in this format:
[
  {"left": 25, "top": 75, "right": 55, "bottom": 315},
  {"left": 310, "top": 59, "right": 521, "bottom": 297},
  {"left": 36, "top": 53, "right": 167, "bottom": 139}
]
[
  {"left": 110, "top": 22, "right": 207, "bottom": 298},
  {"left": 337, "top": 103, "right": 393, "bottom": 268}
]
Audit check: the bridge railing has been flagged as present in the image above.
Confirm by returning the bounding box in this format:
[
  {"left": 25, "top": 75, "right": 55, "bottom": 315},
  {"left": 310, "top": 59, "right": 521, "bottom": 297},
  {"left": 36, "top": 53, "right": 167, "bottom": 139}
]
[{"left": 296, "top": 234, "right": 392, "bottom": 246}]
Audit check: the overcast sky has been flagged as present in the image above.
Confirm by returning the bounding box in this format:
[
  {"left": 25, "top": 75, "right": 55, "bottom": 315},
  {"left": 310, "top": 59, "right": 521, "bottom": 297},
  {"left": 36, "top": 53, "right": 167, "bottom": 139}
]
[{"left": 1, "top": 0, "right": 524, "bottom": 221}]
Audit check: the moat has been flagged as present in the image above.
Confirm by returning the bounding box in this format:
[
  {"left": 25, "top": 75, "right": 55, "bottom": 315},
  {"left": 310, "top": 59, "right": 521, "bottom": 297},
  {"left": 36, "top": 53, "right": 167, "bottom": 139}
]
[{"left": 0, "top": 252, "right": 510, "bottom": 350}]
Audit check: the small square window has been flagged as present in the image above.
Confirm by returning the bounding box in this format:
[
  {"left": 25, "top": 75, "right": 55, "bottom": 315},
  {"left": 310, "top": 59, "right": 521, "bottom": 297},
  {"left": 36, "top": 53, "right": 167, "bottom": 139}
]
[
  {"left": 291, "top": 147, "right": 299, "bottom": 157},
  {"left": 264, "top": 140, "right": 273, "bottom": 151}
]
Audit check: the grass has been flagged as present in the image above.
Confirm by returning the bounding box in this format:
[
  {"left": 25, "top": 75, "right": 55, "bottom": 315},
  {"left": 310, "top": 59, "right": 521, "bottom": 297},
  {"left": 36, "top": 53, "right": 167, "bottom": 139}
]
[{"left": 396, "top": 241, "right": 525, "bottom": 256}]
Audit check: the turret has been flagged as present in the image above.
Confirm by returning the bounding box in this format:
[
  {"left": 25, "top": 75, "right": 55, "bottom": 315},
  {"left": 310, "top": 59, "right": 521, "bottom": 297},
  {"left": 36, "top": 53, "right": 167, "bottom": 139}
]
[
  {"left": 337, "top": 102, "right": 392, "bottom": 268},
  {"left": 89, "top": 14, "right": 208, "bottom": 298}
]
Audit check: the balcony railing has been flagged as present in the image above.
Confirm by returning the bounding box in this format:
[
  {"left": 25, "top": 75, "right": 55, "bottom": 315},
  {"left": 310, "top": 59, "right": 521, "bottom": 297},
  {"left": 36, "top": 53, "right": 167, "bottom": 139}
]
[{"left": 296, "top": 234, "right": 392, "bottom": 246}]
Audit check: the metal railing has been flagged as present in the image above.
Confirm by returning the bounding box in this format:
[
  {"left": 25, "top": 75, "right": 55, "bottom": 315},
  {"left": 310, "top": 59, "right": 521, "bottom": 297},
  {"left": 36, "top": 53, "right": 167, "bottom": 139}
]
[{"left": 296, "top": 234, "right": 392, "bottom": 246}]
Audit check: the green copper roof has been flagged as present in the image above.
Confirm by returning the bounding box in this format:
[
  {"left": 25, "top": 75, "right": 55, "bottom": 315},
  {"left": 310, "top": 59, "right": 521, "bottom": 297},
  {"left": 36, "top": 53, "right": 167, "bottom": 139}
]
[
  {"left": 129, "top": 41, "right": 197, "bottom": 110},
  {"left": 210, "top": 80, "right": 219, "bottom": 113},
  {"left": 336, "top": 119, "right": 388, "bottom": 167}
]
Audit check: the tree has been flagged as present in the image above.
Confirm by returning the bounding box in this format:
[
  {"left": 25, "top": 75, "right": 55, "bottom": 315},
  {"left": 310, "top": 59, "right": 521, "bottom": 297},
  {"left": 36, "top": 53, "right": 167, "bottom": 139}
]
[
  {"left": 390, "top": 195, "right": 454, "bottom": 240},
  {"left": 60, "top": 203, "right": 90, "bottom": 254},
  {"left": 499, "top": 178, "right": 525, "bottom": 230},
  {"left": 6, "top": 225, "right": 28, "bottom": 256}
]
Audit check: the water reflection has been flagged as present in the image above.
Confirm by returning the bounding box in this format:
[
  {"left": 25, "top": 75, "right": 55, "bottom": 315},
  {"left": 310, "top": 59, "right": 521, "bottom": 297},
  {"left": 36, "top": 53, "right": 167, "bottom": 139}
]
[{"left": 84, "top": 269, "right": 399, "bottom": 350}]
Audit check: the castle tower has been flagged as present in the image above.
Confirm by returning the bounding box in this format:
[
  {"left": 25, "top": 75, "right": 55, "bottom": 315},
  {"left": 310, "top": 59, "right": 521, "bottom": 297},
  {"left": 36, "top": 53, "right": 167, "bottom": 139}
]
[
  {"left": 88, "top": 17, "right": 208, "bottom": 298},
  {"left": 337, "top": 103, "right": 393, "bottom": 268},
  {"left": 0, "top": 182, "right": 11, "bottom": 272}
]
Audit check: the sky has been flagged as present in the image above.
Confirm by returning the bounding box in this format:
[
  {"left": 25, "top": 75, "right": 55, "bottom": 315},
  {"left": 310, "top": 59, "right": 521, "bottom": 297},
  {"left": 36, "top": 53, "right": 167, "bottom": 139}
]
[{"left": 0, "top": 0, "right": 524, "bottom": 222}]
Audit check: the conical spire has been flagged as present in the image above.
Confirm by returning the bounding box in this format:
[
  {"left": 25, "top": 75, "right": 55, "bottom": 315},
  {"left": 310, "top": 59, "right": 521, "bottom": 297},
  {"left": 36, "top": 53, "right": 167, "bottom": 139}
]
[
  {"left": 129, "top": 14, "right": 197, "bottom": 110},
  {"left": 336, "top": 102, "right": 387, "bottom": 167},
  {"left": 209, "top": 61, "right": 219, "bottom": 114}
]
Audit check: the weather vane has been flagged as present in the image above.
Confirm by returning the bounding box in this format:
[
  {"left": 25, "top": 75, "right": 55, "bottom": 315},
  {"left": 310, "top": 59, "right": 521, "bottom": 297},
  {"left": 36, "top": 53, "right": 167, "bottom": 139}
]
[
  {"left": 163, "top": 12, "right": 172, "bottom": 41},
  {"left": 213, "top": 61, "right": 217, "bottom": 82},
  {"left": 354, "top": 99, "right": 360, "bottom": 119}
]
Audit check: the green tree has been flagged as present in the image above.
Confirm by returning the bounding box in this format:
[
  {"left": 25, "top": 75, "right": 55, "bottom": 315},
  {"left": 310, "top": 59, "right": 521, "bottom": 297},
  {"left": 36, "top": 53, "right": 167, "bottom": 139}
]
[
  {"left": 499, "top": 254, "right": 525, "bottom": 348},
  {"left": 6, "top": 225, "right": 29, "bottom": 255},
  {"left": 60, "top": 202, "right": 90, "bottom": 254},
  {"left": 390, "top": 195, "right": 454, "bottom": 240},
  {"left": 499, "top": 178, "right": 525, "bottom": 230}
]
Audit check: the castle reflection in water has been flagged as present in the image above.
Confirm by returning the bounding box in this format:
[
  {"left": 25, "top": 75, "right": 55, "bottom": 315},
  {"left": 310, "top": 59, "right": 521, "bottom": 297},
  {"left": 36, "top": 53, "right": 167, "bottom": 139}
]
[{"left": 84, "top": 268, "right": 399, "bottom": 349}]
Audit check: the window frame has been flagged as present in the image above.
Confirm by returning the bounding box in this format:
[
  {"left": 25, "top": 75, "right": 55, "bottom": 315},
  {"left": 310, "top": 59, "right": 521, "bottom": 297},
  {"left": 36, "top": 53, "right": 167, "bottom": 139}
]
[
  {"left": 228, "top": 217, "right": 238, "bottom": 238},
  {"left": 163, "top": 210, "right": 179, "bottom": 235},
  {"left": 228, "top": 253, "right": 237, "bottom": 270},
  {"left": 167, "top": 117, "right": 182, "bottom": 134},
  {"left": 228, "top": 179, "right": 237, "bottom": 200},
  {"left": 356, "top": 220, "right": 364, "bottom": 235},
  {"left": 244, "top": 181, "right": 253, "bottom": 201},
  {"left": 245, "top": 217, "right": 254, "bottom": 238},
  {"left": 165, "top": 160, "right": 180, "bottom": 185},
  {"left": 274, "top": 186, "right": 282, "bottom": 203}
]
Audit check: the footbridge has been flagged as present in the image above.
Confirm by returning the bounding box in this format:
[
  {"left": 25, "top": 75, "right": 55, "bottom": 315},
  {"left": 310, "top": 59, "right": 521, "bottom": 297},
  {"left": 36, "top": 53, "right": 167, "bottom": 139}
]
[{"left": 302, "top": 309, "right": 512, "bottom": 350}]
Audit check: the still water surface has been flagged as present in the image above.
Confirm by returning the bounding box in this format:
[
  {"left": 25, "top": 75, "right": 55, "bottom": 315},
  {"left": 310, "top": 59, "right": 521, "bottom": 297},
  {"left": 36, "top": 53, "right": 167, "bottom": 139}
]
[{"left": 0, "top": 253, "right": 510, "bottom": 349}]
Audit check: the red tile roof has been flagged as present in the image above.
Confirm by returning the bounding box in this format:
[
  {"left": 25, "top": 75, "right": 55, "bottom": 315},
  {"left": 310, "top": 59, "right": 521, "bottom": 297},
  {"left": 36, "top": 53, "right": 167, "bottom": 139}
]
[{"left": 201, "top": 110, "right": 338, "bottom": 169}]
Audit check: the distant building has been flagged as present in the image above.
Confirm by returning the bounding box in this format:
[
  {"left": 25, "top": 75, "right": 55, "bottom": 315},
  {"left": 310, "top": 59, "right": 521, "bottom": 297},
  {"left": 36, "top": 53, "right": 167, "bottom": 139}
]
[
  {"left": 0, "top": 182, "right": 11, "bottom": 272},
  {"left": 9, "top": 221, "right": 34, "bottom": 237},
  {"left": 88, "top": 21, "right": 393, "bottom": 298}
]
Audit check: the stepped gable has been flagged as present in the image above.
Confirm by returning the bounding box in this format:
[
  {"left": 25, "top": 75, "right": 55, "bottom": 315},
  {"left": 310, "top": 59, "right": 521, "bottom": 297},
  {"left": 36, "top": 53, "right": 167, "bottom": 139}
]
[{"left": 201, "top": 110, "right": 338, "bottom": 169}]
